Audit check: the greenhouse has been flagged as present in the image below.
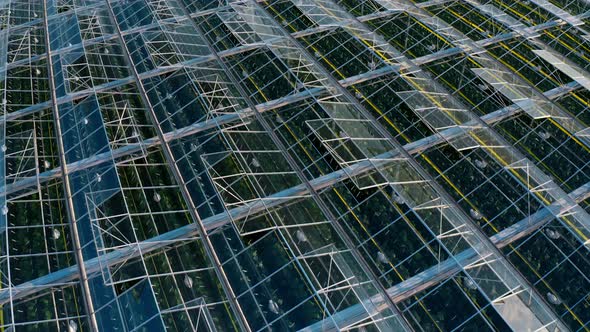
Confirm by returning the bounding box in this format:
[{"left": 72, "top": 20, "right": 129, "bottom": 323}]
[{"left": 1, "top": 0, "right": 590, "bottom": 331}]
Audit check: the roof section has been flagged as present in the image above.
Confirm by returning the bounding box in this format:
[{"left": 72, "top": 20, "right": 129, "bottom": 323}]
[{"left": 1, "top": 0, "right": 590, "bottom": 331}]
